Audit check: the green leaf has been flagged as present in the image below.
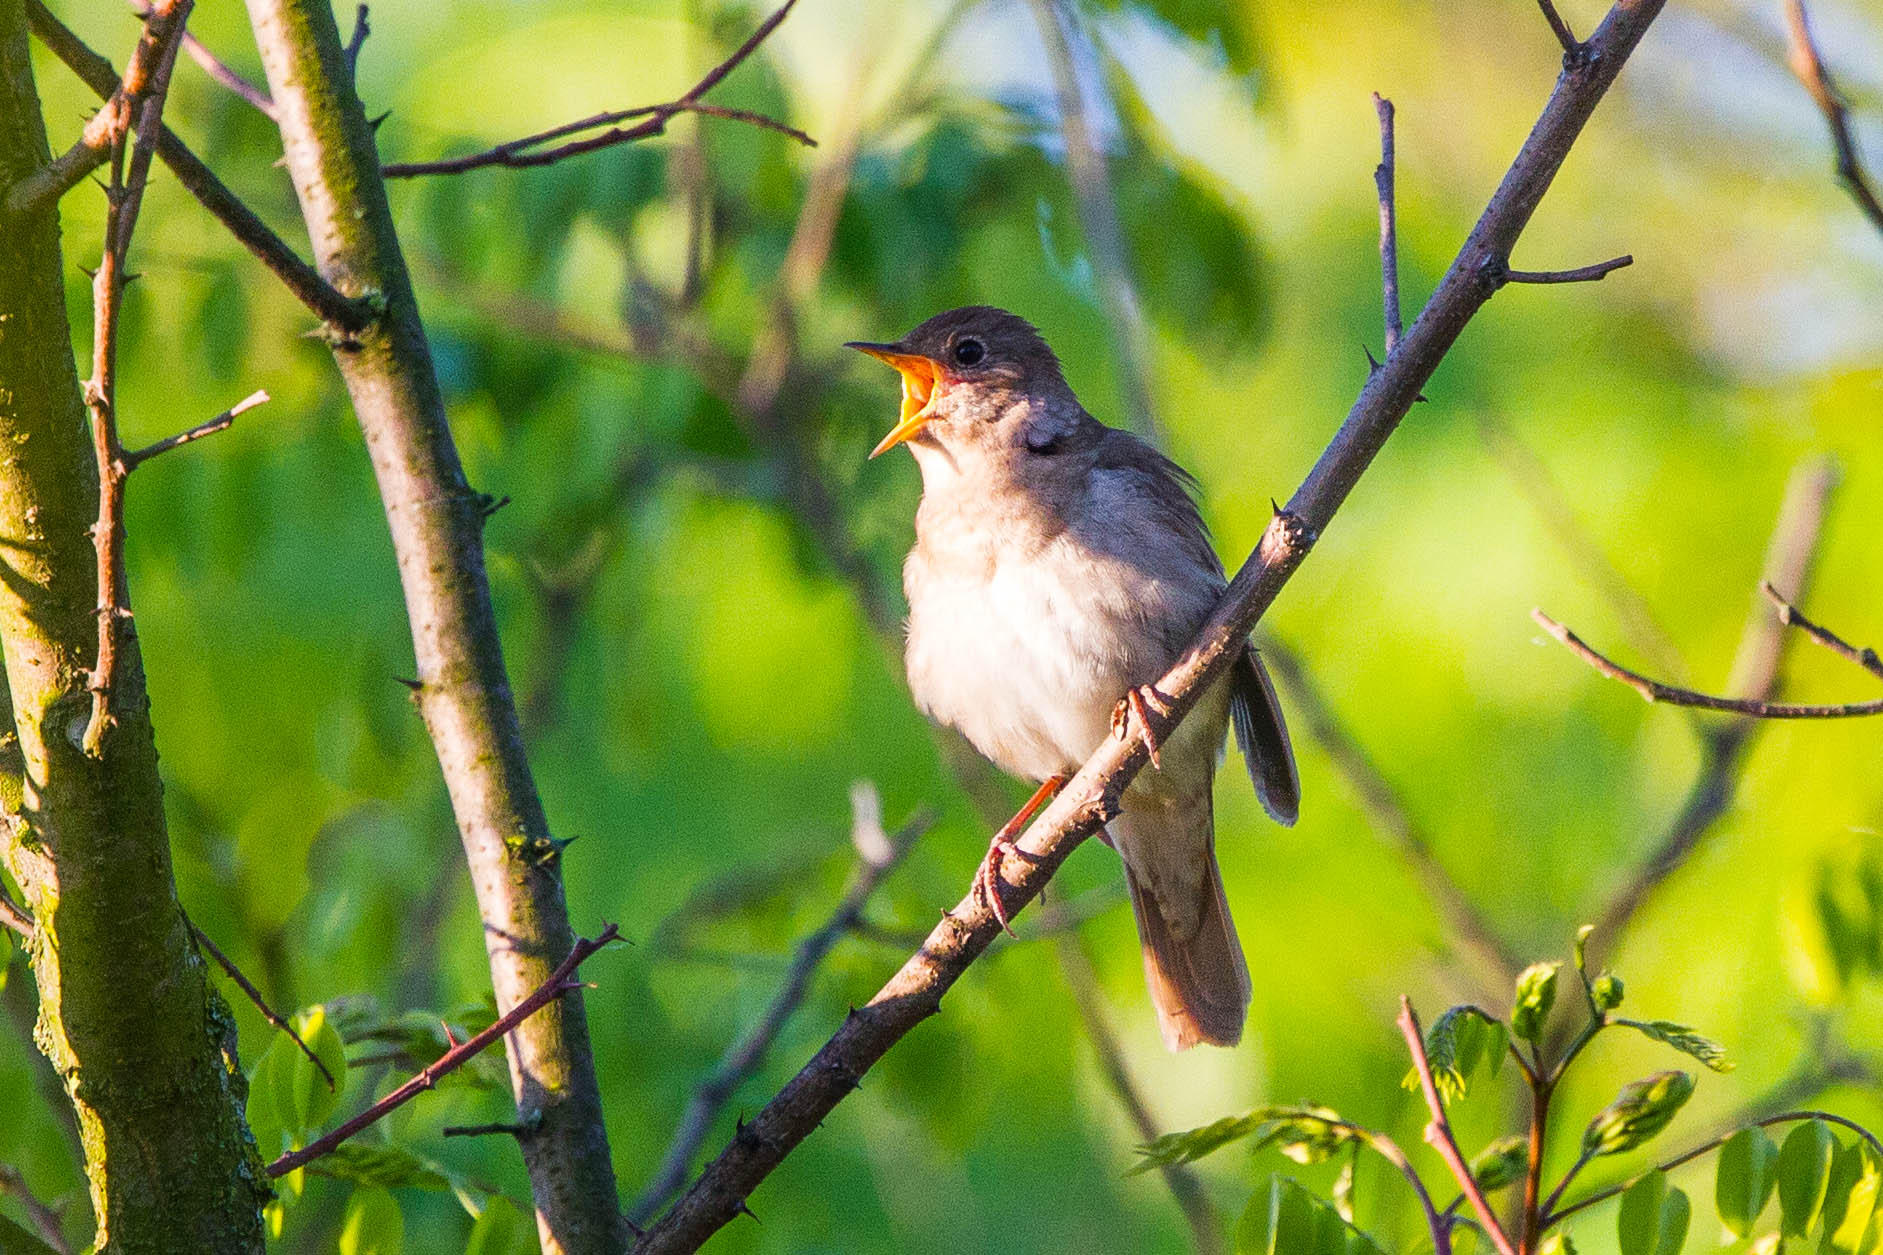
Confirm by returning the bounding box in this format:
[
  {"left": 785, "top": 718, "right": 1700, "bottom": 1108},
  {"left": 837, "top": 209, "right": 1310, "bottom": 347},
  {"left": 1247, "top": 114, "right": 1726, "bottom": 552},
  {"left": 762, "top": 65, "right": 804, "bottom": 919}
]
[
  {"left": 1613, "top": 1020, "right": 1732, "bottom": 1073},
  {"left": 1472, "top": 1136, "right": 1530, "bottom": 1192},
  {"left": 1235, "top": 1176, "right": 1384, "bottom": 1255},
  {"left": 1821, "top": 1140, "right": 1882, "bottom": 1255},
  {"left": 1256, "top": 1107, "right": 1361, "bottom": 1166},
  {"left": 338, "top": 1185, "right": 404, "bottom": 1255},
  {"left": 1332, "top": 1155, "right": 1356, "bottom": 1223},
  {"left": 1573, "top": 924, "right": 1596, "bottom": 976},
  {"left": 1402, "top": 1008, "right": 1504, "bottom": 1101},
  {"left": 1135, "top": 1111, "right": 1266, "bottom": 1172},
  {"left": 1717, "top": 1127, "right": 1782, "bottom": 1238},
  {"left": 319, "top": 1143, "right": 454, "bottom": 1192},
  {"left": 1616, "top": 1176, "right": 1691, "bottom": 1255},
  {"left": 1513, "top": 963, "right": 1561, "bottom": 1042},
  {"left": 1539, "top": 1231, "right": 1578, "bottom": 1255},
  {"left": 1779, "top": 1121, "right": 1838, "bottom": 1237},
  {"left": 465, "top": 1196, "right": 534, "bottom": 1255},
  {"left": 1583, "top": 1072, "right": 1696, "bottom": 1157},
  {"left": 269, "top": 1006, "right": 347, "bottom": 1133},
  {"left": 1592, "top": 974, "right": 1626, "bottom": 1012}
]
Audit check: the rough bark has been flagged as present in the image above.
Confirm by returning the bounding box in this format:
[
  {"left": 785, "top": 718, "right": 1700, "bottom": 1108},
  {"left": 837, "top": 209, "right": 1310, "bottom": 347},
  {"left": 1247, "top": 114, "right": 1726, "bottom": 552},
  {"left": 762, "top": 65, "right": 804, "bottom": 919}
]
[
  {"left": 238, "top": 2, "right": 628, "bottom": 1251},
  {"left": 0, "top": 1, "right": 267, "bottom": 1250}
]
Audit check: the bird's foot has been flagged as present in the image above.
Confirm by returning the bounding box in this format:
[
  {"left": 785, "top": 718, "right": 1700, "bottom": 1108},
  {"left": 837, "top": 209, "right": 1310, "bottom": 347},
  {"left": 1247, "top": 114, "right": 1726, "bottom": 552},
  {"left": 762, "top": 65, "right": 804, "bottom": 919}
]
[
  {"left": 1111, "top": 684, "right": 1171, "bottom": 769},
  {"left": 973, "top": 772, "right": 1068, "bottom": 936}
]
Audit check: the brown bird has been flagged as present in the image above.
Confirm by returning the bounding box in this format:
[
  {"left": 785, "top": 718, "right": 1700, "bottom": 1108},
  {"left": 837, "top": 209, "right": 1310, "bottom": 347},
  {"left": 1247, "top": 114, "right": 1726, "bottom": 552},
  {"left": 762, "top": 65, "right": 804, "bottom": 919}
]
[{"left": 850, "top": 306, "right": 1298, "bottom": 1050}]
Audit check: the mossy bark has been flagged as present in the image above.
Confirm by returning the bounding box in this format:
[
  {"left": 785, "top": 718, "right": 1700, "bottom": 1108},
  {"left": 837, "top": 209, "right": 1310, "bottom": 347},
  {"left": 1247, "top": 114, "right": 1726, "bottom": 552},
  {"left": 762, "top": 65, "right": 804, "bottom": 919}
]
[
  {"left": 0, "top": 2, "right": 267, "bottom": 1251},
  {"left": 240, "top": 3, "right": 628, "bottom": 1251}
]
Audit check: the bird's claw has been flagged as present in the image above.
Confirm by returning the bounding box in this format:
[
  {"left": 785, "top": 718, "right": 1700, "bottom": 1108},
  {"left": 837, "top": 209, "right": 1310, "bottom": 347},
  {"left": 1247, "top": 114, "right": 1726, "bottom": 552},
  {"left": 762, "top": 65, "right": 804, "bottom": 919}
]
[
  {"left": 973, "top": 834, "right": 1042, "bottom": 936},
  {"left": 1112, "top": 684, "right": 1169, "bottom": 769}
]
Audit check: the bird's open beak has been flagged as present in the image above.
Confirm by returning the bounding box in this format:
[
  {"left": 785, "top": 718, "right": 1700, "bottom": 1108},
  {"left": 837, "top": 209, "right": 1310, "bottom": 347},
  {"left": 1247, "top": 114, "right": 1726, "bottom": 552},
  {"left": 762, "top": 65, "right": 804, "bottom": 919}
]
[{"left": 847, "top": 342, "right": 945, "bottom": 458}]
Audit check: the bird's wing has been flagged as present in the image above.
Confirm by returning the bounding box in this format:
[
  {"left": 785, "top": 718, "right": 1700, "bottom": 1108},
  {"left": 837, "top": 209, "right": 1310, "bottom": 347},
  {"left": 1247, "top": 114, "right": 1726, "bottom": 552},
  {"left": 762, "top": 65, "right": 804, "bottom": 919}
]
[{"left": 1231, "top": 646, "right": 1300, "bottom": 826}]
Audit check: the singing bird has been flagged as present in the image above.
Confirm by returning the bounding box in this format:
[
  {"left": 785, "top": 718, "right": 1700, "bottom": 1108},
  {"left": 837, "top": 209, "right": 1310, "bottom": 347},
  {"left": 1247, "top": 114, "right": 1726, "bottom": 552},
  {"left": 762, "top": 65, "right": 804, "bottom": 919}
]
[{"left": 850, "top": 306, "right": 1299, "bottom": 1051}]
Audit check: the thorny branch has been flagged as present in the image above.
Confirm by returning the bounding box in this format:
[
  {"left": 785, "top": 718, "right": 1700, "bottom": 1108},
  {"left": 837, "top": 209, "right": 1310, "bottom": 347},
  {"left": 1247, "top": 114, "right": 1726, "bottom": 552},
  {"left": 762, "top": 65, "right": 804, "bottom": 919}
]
[
  {"left": 265, "top": 924, "right": 621, "bottom": 1177},
  {"left": 633, "top": 1, "right": 1669, "bottom": 1245},
  {"left": 1784, "top": 0, "right": 1883, "bottom": 235},
  {"left": 188, "top": 915, "right": 333, "bottom": 1089},
  {"left": 1399, "top": 999, "right": 1521, "bottom": 1255},
  {"left": 628, "top": 793, "right": 932, "bottom": 1224},
  {"left": 24, "top": 0, "right": 369, "bottom": 330},
  {"left": 380, "top": 0, "right": 812, "bottom": 177}
]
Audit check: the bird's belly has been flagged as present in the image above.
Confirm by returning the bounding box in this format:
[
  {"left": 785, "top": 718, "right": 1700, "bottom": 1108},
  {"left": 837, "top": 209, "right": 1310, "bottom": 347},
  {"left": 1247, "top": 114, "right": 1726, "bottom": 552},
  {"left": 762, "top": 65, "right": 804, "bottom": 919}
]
[{"left": 905, "top": 548, "right": 1140, "bottom": 783}]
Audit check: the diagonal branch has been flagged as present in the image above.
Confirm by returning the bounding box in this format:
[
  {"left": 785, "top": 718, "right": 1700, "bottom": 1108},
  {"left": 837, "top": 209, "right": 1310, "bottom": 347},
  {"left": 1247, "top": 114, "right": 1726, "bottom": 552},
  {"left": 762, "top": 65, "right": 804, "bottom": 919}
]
[
  {"left": 266, "top": 924, "right": 621, "bottom": 1177},
  {"left": 1784, "top": 0, "right": 1883, "bottom": 236},
  {"left": 1769, "top": 582, "right": 1883, "bottom": 681},
  {"left": 380, "top": 0, "right": 812, "bottom": 177},
  {"left": 188, "top": 913, "right": 332, "bottom": 1089},
  {"left": 24, "top": 0, "right": 368, "bottom": 331},
  {"left": 633, "top": 2, "right": 1668, "bottom": 1245}
]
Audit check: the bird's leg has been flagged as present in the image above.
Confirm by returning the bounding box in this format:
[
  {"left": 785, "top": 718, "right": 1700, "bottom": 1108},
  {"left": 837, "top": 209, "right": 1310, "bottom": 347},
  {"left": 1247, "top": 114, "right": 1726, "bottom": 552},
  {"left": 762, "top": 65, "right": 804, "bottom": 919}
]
[
  {"left": 1111, "top": 684, "right": 1171, "bottom": 769},
  {"left": 973, "top": 772, "right": 1069, "bottom": 935}
]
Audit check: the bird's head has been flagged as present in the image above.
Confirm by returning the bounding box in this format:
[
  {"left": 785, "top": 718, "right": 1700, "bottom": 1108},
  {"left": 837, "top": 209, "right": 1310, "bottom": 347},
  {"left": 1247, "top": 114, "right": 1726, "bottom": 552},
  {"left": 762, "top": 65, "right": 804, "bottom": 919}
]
[{"left": 848, "top": 306, "right": 1083, "bottom": 464}]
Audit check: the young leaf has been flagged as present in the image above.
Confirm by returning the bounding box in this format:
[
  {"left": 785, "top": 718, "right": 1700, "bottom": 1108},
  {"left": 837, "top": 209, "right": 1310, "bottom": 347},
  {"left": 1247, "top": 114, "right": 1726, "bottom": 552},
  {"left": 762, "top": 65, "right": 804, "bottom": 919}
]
[
  {"left": 1778, "top": 1121, "right": 1838, "bottom": 1238},
  {"left": 1592, "top": 974, "right": 1626, "bottom": 1012},
  {"left": 1659, "top": 1186, "right": 1692, "bottom": 1255},
  {"left": 465, "top": 1197, "right": 533, "bottom": 1255},
  {"left": 269, "top": 1006, "right": 347, "bottom": 1133},
  {"left": 1333, "top": 1155, "right": 1356, "bottom": 1223},
  {"left": 1136, "top": 1111, "right": 1266, "bottom": 1172},
  {"left": 1821, "top": 1140, "right": 1882, "bottom": 1255},
  {"left": 1583, "top": 1072, "right": 1696, "bottom": 1157},
  {"left": 1539, "top": 1231, "right": 1579, "bottom": 1255},
  {"left": 1574, "top": 924, "right": 1597, "bottom": 978},
  {"left": 1402, "top": 1007, "right": 1503, "bottom": 1101},
  {"left": 1612, "top": 1020, "right": 1732, "bottom": 1073},
  {"left": 1619, "top": 1170, "right": 1669, "bottom": 1255},
  {"left": 1513, "top": 963, "right": 1561, "bottom": 1042},
  {"left": 338, "top": 1185, "right": 404, "bottom": 1255},
  {"left": 1717, "top": 1127, "right": 1781, "bottom": 1238},
  {"left": 1472, "top": 1135, "right": 1530, "bottom": 1192},
  {"left": 1257, "top": 1107, "right": 1362, "bottom": 1166},
  {"left": 1137, "top": 1106, "right": 1355, "bottom": 1172},
  {"left": 320, "top": 1143, "right": 455, "bottom": 1191},
  {"left": 1237, "top": 1176, "right": 1311, "bottom": 1255}
]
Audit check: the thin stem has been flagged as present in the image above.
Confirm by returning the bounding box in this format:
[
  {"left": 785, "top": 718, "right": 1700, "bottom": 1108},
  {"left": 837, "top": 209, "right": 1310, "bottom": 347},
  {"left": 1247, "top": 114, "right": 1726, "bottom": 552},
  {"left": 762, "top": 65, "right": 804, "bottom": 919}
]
[
  {"left": 1765, "top": 583, "right": 1883, "bottom": 682},
  {"left": 1784, "top": 0, "right": 1883, "bottom": 235},
  {"left": 1534, "top": 609, "right": 1883, "bottom": 717},
  {"left": 1536, "top": 0, "right": 1580, "bottom": 54},
  {"left": 1545, "top": 1111, "right": 1883, "bottom": 1226},
  {"left": 1374, "top": 92, "right": 1402, "bottom": 355},
  {"left": 266, "top": 924, "right": 619, "bottom": 1176},
  {"left": 188, "top": 915, "right": 332, "bottom": 1089},
  {"left": 1538, "top": 1147, "right": 1596, "bottom": 1225},
  {"left": 1501, "top": 255, "right": 1632, "bottom": 284},
  {"left": 1400, "top": 998, "right": 1521, "bottom": 1255},
  {"left": 1521, "top": 1074, "right": 1550, "bottom": 1254}
]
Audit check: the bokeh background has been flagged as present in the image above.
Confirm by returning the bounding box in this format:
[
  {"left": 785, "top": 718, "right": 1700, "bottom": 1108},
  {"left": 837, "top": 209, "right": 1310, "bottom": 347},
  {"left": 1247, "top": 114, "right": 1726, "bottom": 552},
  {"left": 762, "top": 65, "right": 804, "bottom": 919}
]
[{"left": 3, "top": 0, "right": 1882, "bottom": 1250}]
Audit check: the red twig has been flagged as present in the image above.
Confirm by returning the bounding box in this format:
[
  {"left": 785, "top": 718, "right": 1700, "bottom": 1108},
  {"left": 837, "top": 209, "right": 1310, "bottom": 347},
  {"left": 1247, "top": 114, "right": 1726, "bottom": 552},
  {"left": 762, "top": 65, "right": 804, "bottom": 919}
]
[
  {"left": 381, "top": 0, "right": 812, "bottom": 177},
  {"left": 1533, "top": 608, "right": 1883, "bottom": 718},
  {"left": 265, "top": 923, "right": 621, "bottom": 1177},
  {"left": 1399, "top": 998, "right": 1521, "bottom": 1255}
]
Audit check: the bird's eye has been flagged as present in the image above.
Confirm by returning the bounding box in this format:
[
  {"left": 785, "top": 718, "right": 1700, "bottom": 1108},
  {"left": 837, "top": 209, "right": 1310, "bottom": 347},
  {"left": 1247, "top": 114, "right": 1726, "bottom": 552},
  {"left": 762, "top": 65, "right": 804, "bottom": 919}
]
[{"left": 952, "top": 338, "right": 986, "bottom": 366}]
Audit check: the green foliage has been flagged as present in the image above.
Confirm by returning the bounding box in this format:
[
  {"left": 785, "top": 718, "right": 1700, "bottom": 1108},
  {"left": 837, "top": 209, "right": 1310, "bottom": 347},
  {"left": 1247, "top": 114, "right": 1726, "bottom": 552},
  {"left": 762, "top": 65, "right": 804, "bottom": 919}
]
[
  {"left": 1135, "top": 1105, "right": 1357, "bottom": 1172},
  {"left": 1237, "top": 1176, "right": 1386, "bottom": 1255},
  {"left": 1582, "top": 1072, "right": 1695, "bottom": 1158},
  {"left": 1717, "top": 1127, "right": 1782, "bottom": 1238},
  {"left": 246, "top": 1006, "right": 348, "bottom": 1158},
  {"left": 1404, "top": 1006, "right": 1507, "bottom": 1102},
  {"left": 1779, "top": 1121, "right": 1840, "bottom": 1238},
  {"left": 338, "top": 1186, "right": 403, "bottom": 1255},
  {"left": 1617, "top": 1171, "right": 1689, "bottom": 1255},
  {"left": 1591, "top": 974, "right": 1625, "bottom": 1013},
  {"left": 1512, "top": 963, "right": 1560, "bottom": 1043},
  {"left": 1820, "top": 1139, "right": 1883, "bottom": 1255},
  {"left": 1471, "top": 1135, "right": 1529, "bottom": 1192},
  {"left": 465, "top": 1197, "right": 536, "bottom": 1255},
  {"left": 1610, "top": 1020, "right": 1731, "bottom": 1073}
]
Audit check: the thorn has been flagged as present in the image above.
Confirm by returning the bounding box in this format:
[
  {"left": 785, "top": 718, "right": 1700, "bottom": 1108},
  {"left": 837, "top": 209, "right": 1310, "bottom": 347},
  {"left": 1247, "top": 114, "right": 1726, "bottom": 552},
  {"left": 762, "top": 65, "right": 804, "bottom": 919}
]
[
  {"left": 123, "top": 270, "right": 142, "bottom": 285},
  {"left": 737, "top": 1202, "right": 759, "bottom": 1223},
  {"left": 1363, "top": 344, "right": 1381, "bottom": 372},
  {"left": 440, "top": 1019, "right": 458, "bottom": 1047},
  {"left": 369, "top": 110, "right": 392, "bottom": 131},
  {"left": 393, "top": 675, "right": 421, "bottom": 690},
  {"left": 1270, "top": 499, "right": 1284, "bottom": 517}
]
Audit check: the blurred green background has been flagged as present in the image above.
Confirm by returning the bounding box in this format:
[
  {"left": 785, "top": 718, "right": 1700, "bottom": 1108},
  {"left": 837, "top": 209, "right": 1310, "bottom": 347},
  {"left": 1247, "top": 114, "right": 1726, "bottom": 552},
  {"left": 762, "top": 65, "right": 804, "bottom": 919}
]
[{"left": 3, "top": 0, "right": 1881, "bottom": 1250}]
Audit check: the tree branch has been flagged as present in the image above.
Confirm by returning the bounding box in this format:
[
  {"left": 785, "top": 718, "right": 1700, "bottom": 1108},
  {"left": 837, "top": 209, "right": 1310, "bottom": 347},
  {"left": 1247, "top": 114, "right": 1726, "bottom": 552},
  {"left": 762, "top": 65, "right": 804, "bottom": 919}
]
[
  {"left": 188, "top": 914, "right": 332, "bottom": 1089},
  {"left": 1499, "top": 255, "right": 1632, "bottom": 284},
  {"left": 1784, "top": 0, "right": 1883, "bottom": 236},
  {"left": 380, "top": 0, "right": 811, "bottom": 178},
  {"left": 627, "top": 795, "right": 932, "bottom": 1225},
  {"left": 633, "top": 2, "right": 1668, "bottom": 1244},
  {"left": 24, "top": 0, "right": 369, "bottom": 331},
  {"left": 243, "top": 0, "right": 631, "bottom": 1244},
  {"left": 267, "top": 924, "right": 620, "bottom": 1177},
  {"left": 1400, "top": 998, "right": 1521, "bottom": 1255},
  {"left": 1768, "top": 581, "right": 1883, "bottom": 681}
]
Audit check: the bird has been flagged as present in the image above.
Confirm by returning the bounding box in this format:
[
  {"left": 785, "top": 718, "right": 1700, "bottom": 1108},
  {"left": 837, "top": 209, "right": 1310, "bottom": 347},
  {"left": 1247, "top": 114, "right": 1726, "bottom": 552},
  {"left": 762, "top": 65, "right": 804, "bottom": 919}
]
[{"left": 849, "top": 306, "right": 1299, "bottom": 1051}]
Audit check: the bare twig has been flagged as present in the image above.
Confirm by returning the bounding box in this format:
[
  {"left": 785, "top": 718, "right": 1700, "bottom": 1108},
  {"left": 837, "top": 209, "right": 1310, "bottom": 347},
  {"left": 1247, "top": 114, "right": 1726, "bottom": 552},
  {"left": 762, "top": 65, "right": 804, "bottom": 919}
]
[
  {"left": 0, "top": 885, "right": 31, "bottom": 940},
  {"left": 123, "top": 388, "right": 267, "bottom": 469},
  {"left": 1767, "top": 582, "right": 1883, "bottom": 681},
  {"left": 1262, "top": 642, "right": 1522, "bottom": 987},
  {"left": 1501, "top": 255, "right": 1633, "bottom": 284},
  {"left": 178, "top": 30, "right": 276, "bottom": 119},
  {"left": 1025, "top": 0, "right": 1162, "bottom": 440},
  {"left": 343, "top": 4, "right": 368, "bottom": 74},
  {"left": 1056, "top": 935, "right": 1226, "bottom": 1255},
  {"left": 381, "top": 0, "right": 812, "bottom": 177},
  {"left": 634, "top": 3, "right": 1671, "bottom": 1244},
  {"left": 266, "top": 923, "right": 620, "bottom": 1177},
  {"left": 1400, "top": 998, "right": 1520, "bottom": 1255},
  {"left": 24, "top": 0, "right": 369, "bottom": 331},
  {"left": 629, "top": 796, "right": 932, "bottom": 1224},
  {"left": 1375, "top": 93, "right": 1403, "bottom": 355},
  {"left": 1534, "top": 610, "right": 1883, "bottom": 717},
  {"left": 0, "top": 1165, "right": 69, "bottom": 1255},
  {"left": 1586, "top": 457, "right": 1840, "bottom": 956},
  {"left": 442, "top": 1120, "right": 533, "bottom": 1140},
  {"left": 188, "top": 916, "right": 332, "bottom": 1089},
  {"left": 1785, "top": 0, "right": 1883, "bottom": 235},
  {"left": 78, "top": 0, "right": 196, "bottom": 759},
  {"left": 1536, "top": 0, "right": 1581, "bottom": 55},
  {"left": 1479, "top": 413, "right": 1688, "bottom": 681}
]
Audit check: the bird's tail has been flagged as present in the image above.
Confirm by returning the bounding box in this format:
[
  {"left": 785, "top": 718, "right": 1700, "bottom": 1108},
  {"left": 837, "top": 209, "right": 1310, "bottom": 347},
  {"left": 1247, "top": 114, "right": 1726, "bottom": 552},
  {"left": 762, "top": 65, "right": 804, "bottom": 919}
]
[{"left": 1116, "top": 799, "right": 1251, "bottom": 1051}]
